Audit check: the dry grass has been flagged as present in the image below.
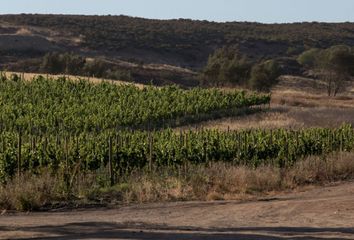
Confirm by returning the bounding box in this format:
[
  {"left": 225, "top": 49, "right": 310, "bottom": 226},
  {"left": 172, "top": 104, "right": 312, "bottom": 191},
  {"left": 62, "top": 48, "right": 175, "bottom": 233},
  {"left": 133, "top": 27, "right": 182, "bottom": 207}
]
[
  {"left": 104, "top": 152, "right": 354, "bottom": 203},
  {"left": 272, "top": 91, "right": 354, "bottom": 109},
  {"left": 124, "top": 152, "right": 354, "bottom": 203},
  {"left": 0, "top": 172, "right": 60, "bottom": 211},
  {"left": 1, "top": 152, "right": 354, "bottom": 211},
  {"left": 272, "top": 75, "right": 354, "bottom": 109},
  {"left": 274, "top": 75, "right": 328, "bottom": 94},
  {"left": 197, "top": 76, "right": 354, "bottom": 131},
  {"left": 285, "top": 153, "right": 354, "bottom": 186},
  {"left": 192, "top": 107, "right": 299, "bottom": 131},
  {"left": 187, "top": 105, "right": 354, "bottom": 131}
]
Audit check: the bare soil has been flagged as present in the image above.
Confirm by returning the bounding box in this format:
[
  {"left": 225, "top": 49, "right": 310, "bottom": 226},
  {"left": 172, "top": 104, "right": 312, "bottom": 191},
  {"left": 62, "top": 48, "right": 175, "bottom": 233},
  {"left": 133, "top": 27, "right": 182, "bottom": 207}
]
[{"left": 1, "top": 181, "right": 354, "bottom": 239}]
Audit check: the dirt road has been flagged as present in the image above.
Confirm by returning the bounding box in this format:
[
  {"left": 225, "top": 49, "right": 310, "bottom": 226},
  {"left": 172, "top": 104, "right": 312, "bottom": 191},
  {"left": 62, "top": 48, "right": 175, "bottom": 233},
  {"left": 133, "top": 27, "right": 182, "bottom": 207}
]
[{"left": 1, "top": 181, "right": 354, "bottom": 239}]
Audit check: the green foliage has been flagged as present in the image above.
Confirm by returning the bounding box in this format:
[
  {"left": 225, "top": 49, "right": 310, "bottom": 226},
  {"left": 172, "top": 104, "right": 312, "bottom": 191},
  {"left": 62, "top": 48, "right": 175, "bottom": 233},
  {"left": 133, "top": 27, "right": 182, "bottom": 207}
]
[
  {"left": 202, "top": 47, "right": 252, "bottom": 86},
  {"left": 1, "top": 125, "right": 353, "bottom": 183},
  {"left": 248, "top": 60, "right": 281, "bottom": 92},
  {"left": 0, "top": 74, "right": 352, "bottom": 185},
  {"left": 298, "top": 45, "right": 354, "bottom": 96},
  {"left": 297, "top": 48, "right": 321, "bottom": 68},
  {"left": 41, "top": 52, "right": 71, "bottom": 74},
  {"left": 298, "top": 45, "right": 354, "bottom": 73},
  {"left": 201, "top": 47, "right": 282, "bottom": 90},
  {"left": 323, "top": 45, "right": 354, "bottom": 75},
  {"left": 0, "top": 75, "right": 269, "bottom": 134},
  {"left": 0, "top": 74, "right": 272, "bottom": 183},
  {"left": 40, "top": 52, "right": 133, "bottom": 81}
]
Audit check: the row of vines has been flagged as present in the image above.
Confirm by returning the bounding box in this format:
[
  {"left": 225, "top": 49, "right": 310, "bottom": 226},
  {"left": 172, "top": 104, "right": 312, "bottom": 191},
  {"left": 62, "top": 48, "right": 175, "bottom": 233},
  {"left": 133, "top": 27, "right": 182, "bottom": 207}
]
[
  {"left": 0, "top": 73, "right": 270, "bottom": 133},
  {"left": 1, "top": 73, "right": 353, "bottom": 185},
  {"left": 1, "top": 125, "right": 353, "bottom": 183}
]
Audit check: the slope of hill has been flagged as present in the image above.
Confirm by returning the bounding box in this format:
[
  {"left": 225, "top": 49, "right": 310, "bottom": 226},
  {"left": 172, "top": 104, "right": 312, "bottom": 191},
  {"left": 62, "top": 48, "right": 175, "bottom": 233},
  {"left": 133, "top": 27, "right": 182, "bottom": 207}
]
[{"left": 1, "top": 14, "right": 354, "bottom": 86}]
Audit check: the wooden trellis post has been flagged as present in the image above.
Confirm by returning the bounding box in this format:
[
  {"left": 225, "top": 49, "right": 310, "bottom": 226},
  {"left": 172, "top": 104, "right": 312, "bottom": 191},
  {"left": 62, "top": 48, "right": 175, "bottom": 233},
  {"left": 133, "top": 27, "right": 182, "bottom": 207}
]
[
  {"left": 108, "top": 136, "right": 114, "bottom": 186},
  {"left": 17, "top": 131, "right": 22, "bottom": 178},
  {"left": 148, "top": 131, "right": 153, "bottom": 172}
]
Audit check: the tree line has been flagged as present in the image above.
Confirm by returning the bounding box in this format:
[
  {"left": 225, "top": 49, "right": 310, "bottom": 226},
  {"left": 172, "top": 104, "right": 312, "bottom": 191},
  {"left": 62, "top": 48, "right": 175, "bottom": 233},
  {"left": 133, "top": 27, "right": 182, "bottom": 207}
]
[
  {"left": 40, "top": 52, "right": 133, "bottom": 81},
  {"left": 200, "top": 47, "right": 281, "bottom": 92},
  {"left": 201, "top": 44, "right": 354, "bottom": 94}
]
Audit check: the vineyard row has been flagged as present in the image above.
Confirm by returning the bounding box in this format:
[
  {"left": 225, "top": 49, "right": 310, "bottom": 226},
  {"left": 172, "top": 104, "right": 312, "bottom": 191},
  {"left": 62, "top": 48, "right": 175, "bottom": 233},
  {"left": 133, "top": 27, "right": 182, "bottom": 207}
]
[
  {"left": 1, "top": 125, "right": 353, "bottom": 183},
  {"left": 0, "top": 74, "right": 270, "bottom": 133}
]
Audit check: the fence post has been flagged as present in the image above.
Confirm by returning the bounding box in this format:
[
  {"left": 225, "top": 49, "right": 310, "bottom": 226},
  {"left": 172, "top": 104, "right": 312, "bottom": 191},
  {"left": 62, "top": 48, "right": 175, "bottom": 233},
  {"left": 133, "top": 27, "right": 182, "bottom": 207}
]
[
  {"left": 108, "top": 136, "right": 114, "bottom": 186},
  {"left": 17, "top": 131, "right": 22, "bottom": 178},
  {"left": 340, "top": 130, "right": 343, "bottom": 152},
  {"left": 65, "top": 135, "right": 69, "bottom": 175},
  {"left": 148, "top": 131, "right": 153, "bottom": 172}
]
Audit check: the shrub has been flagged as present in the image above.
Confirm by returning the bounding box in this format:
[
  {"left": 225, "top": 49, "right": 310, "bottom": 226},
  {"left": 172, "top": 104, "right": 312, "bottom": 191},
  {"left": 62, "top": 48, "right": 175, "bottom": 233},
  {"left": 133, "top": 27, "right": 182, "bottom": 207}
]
[
  {"left": 248, "top": 60, "right": 280, "bottom": 92},
  {"left": 297, "top": 48, "right": 321, "bottom": 68},
  {"left": 201, "top": 47, "right": 252, "bottom": 87}
]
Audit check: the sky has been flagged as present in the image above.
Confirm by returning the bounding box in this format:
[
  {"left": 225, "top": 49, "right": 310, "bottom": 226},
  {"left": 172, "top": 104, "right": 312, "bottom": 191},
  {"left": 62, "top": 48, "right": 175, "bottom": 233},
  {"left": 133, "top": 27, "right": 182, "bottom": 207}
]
[{"left": 2, "top": 0, "right": 354, "bottom": 23}]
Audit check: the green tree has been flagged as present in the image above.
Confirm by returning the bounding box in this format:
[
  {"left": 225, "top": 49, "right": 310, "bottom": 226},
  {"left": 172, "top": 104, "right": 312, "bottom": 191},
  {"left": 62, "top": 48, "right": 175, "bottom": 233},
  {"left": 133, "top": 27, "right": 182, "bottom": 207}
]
[
  {"left": 40, "top": 52, "right": 63, "bottom": 74},
  {"left": 315, "top": 45, "right": 354, "bottom": 96},
  {"left": 248, "top": 60, "right": 281, "bottom": 92},
  {"left": 297, "top": 48, "right": 321, "bottom": 68},
  {"left": 201, "top": 47, "right": 251, "bottom": 87},
  {"left": 61, "top": 53, "right": 86, "bottom": 75}
]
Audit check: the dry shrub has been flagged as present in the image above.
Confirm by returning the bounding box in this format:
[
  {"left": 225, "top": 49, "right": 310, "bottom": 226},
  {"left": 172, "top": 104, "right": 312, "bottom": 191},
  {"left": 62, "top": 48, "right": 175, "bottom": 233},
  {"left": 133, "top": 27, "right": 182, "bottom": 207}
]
[
  {"left": 0, "top": 172, "right": 60, "bottom": 211},
  {"left": 122, "top": 171, "right": 193, "bottom": 203},
  {"left": 117, "top": 163, "right": 283, "bottom": 203},
  {"left": 1, "top": 152, "right": 354, "bottom": 211},
  {"left": 285, "top": 152, "right": 354, "bottom": 187},
  {"left": 118, "top": 153, "right": 354, "bottom": 203}
]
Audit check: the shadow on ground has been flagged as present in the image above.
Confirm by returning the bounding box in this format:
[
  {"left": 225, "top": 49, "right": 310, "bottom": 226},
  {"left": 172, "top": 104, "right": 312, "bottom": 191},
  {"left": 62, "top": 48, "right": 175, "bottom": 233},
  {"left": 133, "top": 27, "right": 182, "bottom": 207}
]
[{"left": 7, "top": 222, "right": 354, "bottom": 240}]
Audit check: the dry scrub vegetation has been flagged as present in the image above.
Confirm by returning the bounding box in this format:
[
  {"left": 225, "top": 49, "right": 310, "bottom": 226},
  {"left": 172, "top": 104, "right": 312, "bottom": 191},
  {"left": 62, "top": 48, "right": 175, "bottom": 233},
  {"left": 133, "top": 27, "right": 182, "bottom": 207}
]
[
  {"left": 1, "top": 152, "right": 354, "bottom": 211},
  {"left": 195, "top": 105, "right": 354, "bottom": 131},
  {"left": 193, "top": 75, "right": 354, "bottom": 130}
]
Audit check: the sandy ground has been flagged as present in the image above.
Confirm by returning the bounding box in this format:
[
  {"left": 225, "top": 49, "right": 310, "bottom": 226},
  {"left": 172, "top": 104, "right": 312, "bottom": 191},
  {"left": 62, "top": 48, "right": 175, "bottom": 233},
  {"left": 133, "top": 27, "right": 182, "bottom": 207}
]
[{"left": 1, "top": 181, "right": 354, "bottom": 239}]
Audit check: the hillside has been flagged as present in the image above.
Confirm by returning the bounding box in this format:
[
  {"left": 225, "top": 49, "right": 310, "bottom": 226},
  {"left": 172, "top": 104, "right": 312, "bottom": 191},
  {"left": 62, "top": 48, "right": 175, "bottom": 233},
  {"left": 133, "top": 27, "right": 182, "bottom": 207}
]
[
  {"left": 1, "top": 14, "right": 354, "bottom": 85},
  {"left": 2, "top": 15, "right": 354, "bottom": 65}
]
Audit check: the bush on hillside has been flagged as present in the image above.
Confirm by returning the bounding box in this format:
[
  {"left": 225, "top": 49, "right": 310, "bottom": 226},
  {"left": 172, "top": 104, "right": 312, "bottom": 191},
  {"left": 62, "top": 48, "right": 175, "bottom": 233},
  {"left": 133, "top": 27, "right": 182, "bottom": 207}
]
[
  {"left": 248, "top": 60, "right": 281, "bottom": 92},
  {"left": 201, "top": 47, "right": 252, "bottom": 87}
]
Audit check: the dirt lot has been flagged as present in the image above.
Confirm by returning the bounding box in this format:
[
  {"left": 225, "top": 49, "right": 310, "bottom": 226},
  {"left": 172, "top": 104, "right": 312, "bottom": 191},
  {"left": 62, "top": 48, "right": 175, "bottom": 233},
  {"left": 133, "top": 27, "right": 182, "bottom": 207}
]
[{"left": 1, "top": 181, "right": 354, "bottom": 239}]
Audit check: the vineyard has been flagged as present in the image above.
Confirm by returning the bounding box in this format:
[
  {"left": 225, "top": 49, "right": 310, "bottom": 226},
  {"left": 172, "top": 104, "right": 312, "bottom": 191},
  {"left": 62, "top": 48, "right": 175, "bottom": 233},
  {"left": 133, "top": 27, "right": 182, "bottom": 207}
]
[
  {"left": 0, "top": 74, "right": 353, "bottom": 187},
  {"left": 1, "top": 125, "right": 354, "bottom": 184},
  {"left": 0, "top": 73, "right": 270, "bottom": 133}
]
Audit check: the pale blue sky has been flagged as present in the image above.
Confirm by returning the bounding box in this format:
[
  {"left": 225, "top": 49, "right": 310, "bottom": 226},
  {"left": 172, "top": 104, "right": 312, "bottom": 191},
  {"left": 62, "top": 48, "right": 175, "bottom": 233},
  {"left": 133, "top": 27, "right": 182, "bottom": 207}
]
[{"left": 2, "top": 0, "right": 354, "bottom": 23}]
